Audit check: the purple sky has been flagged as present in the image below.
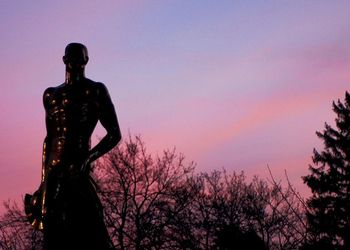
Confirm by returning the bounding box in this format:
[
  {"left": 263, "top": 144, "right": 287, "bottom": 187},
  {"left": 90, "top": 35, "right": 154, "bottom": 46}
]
[{"left": 1, "top": 1, "right": 350, "bottom": 210}]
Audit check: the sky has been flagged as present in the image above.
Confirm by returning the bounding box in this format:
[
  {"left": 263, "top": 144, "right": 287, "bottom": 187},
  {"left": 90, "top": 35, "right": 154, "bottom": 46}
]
[{"left": 1, "top": 1, "right": 350, "bottom": 210}]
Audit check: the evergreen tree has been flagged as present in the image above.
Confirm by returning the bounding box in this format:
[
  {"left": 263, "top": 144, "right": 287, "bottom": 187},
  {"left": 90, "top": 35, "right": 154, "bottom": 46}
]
[{"left": 303, "top": 92, "right": 350, "bottom": 249}]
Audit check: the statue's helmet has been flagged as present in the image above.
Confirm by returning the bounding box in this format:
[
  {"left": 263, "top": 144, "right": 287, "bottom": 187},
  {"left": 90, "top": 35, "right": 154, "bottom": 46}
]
[{"left": 63, "top": 43, "right": 89, "bottom": 69}]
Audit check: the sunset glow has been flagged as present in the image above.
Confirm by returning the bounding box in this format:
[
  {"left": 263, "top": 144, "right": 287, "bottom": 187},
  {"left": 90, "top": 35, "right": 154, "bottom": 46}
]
[{"left": 1, "top": 1, "right": 350, "bottom": 211}]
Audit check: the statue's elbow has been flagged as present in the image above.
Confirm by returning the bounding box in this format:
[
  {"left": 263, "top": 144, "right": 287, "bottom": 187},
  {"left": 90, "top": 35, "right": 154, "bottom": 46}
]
[
  {"left": 114, "top": 133, "right": 122, "bottom": 145},
  {"left": 110, "top": 129, "right": 121, "bottom": 146}
]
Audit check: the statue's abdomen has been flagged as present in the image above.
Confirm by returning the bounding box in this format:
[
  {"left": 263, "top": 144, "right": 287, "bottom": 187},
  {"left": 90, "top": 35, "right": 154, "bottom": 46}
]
[{"left": 46, "top": 91, "right": 98, "bottom": 169}]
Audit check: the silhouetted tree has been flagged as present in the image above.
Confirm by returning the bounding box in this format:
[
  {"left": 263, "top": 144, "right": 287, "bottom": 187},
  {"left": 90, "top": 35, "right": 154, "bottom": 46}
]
[
  {"left": 96, "top": 136, "right": 307, "bottom": 249},
  {"left": 303, "top": 92, "right": 350, "bottom": 249},
  {"left": 191, "top": 171, "right": 306, "bottom": 250},
  {"left": 94, "top": 135, "right": 197, "bottom": 250},
  {"left": 0, "top": 201, "right": 42, "bottom": 249},
  {"left": 215, "top": 224, "right": 266, "bottom": 250}
]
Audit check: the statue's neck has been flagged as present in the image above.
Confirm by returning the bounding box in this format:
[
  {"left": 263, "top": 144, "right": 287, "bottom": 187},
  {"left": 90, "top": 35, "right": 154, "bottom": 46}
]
[{"left": 65, "top": 69, "right": 86, "bottom": 85}]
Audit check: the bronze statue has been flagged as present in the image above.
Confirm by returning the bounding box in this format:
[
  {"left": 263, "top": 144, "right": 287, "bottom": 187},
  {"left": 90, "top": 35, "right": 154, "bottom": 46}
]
[{"left": 25, "top": 43, "right": 121, "bottom": 250}]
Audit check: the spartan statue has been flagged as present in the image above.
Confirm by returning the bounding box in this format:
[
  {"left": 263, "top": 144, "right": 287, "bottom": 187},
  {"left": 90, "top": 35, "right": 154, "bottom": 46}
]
[{"left": 25, "top": 43, "right": 121, "bottom": 250}]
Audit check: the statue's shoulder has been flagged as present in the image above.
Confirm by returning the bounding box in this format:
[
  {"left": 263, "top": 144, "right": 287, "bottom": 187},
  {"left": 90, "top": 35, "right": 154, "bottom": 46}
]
[
  {"left": 85, "top": 79, "right": 109, "bottom": 97},
  {"left": 85, "top": 78, "right": 106, "bottom": 89},
  {"left": 42, "top": 83, "right": 64, "bottom": 107},
  {"left": 43, "top": 83, "right": 65, "bottom": 95}
]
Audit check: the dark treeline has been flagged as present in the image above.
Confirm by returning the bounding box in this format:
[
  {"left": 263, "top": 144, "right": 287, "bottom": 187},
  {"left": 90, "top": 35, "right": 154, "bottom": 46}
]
[
  {"left": 2, "top": 92, "right": 350, "bottom": 249},
  {"left": 0, "top": 136, "right": 307, "bottom": 250}
]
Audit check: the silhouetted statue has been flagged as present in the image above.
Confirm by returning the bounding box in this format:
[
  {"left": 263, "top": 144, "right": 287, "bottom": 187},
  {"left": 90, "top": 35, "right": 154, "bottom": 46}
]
[{"left": 25, "top": 43, "right": 121, "bottom": 250}]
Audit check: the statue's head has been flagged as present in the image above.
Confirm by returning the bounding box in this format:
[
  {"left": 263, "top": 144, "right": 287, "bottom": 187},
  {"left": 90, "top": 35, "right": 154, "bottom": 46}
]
[{"left": 63, "top": 43, "right": 89, "bottom": 72}]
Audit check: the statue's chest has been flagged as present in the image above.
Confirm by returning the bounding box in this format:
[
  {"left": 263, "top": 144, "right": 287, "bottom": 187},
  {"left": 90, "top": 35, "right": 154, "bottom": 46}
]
[{"left": 47, "top": 89, "right": 98, "bottom": 124}]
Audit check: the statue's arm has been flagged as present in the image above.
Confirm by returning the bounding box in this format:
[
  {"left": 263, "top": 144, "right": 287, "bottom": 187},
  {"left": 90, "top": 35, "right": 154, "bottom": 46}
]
[
  {"left": 41, "top": 136, "right": 50, "bottom": 183},
  {"left": 41, "top": 88, "right": 53, "bottom": 183},
  {"left": 86, "top": 83, "right": 121, "bottom": 166},
  {"left": 41, "top": 88, "right": 54, "bottom": 182},
  {"left": 35, "top": 88, "right": 54, "bottom": 226}
]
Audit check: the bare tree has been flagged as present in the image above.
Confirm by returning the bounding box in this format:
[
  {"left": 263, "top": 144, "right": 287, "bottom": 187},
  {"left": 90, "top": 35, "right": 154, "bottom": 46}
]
[
  {"left": 247, "top": 171, "right": 307, "bottom": 250},
  {"left": 185, "top": 170, "right": 307, "bottom": 250},
  {"left": 0, "top": 200, "right": 43, "bottom": 250},
  {"left": 94, "top": 135, "right": 196, "bottom": 250}
]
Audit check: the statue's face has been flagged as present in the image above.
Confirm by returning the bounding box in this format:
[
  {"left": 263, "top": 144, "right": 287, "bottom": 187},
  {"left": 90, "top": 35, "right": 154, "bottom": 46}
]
[{"left": 63, "top": 44, "right": 89, "bottom": 72}]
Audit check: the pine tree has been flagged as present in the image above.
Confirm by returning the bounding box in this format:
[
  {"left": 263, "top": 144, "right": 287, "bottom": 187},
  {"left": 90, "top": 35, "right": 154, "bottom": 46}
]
[{"left": 303, "top": 92, "right": 350, "bottom": 249}]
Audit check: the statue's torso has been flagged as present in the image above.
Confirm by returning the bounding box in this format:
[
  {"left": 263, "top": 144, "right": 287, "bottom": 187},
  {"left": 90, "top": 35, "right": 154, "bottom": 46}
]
[{"left": 44, "top": 79, "right": 101, "bottom": 169}]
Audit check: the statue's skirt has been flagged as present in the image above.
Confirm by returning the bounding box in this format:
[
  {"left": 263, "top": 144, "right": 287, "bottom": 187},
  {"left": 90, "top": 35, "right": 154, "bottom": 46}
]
[{"left": 43, "top": 172, "right": 114, "bottom": 250}]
